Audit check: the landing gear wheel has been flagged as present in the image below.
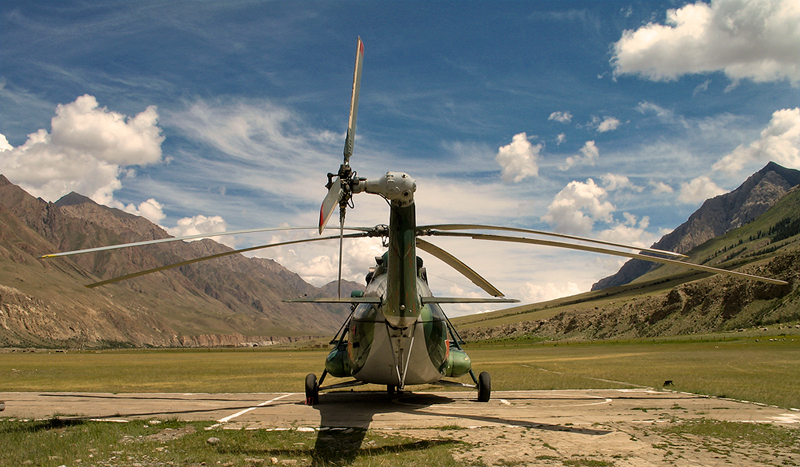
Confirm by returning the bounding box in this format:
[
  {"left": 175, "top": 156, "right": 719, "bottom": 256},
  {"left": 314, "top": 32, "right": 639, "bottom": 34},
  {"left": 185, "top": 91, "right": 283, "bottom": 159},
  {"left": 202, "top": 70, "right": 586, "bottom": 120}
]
[
  {"left": 387, "top": 385, "right": 397, "bottom": 395},
  {"left": 477, "top": 371, "right": 491, "bottom": 402},
  {"left": 305, "top": 373, "right": 319, "bottom": 405}
]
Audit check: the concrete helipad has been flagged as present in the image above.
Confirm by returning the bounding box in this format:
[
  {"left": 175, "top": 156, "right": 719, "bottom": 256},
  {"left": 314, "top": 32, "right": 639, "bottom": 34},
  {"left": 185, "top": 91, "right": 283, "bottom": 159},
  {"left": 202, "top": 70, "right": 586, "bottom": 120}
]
[
  {"left": 3, "top": 389, "right": 800, "bottom": 465},
  {"left": 2, "top": 389, "right": 798, "bottom": 429}
]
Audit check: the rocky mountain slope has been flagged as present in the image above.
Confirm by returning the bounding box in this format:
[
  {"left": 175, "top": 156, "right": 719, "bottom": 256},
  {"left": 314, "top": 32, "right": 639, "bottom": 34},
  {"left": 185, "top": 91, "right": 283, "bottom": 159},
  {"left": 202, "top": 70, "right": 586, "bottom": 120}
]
[
  {"left": 0, "top": 175, "right": 359, "bottom": 348},
  {"left": 593, "top": 162, "right": 800, "bottom": 290},
  {"left": 458, "top": 183, "right": 800, "bottom": 342}
]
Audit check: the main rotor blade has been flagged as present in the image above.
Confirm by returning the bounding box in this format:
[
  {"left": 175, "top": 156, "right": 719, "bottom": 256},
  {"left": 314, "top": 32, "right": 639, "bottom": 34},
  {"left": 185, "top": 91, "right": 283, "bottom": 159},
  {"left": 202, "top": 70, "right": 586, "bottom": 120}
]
[
  {"left": 343, "top": 36, "right": 364, "bottom": 164},
  {"left": 84, "top": 232, "right": 369, "bottom": 288},
  {"left": 40, "top": 226, "right": 329, "bottom": 259},
  {"left": 416, "top": 238, "right": 505, "bottom": 297},
  {"left": 420, "top": 297, "right": 519, "bottom": 304},
  {"left": 319, "top": 177, "right": 343, "bottom": 234},
  {"left": 435, "top": 232, "right": 788, "bottom": 286},
  {"left": 419, "top": 224, "right": 686, "bottom": 258}
]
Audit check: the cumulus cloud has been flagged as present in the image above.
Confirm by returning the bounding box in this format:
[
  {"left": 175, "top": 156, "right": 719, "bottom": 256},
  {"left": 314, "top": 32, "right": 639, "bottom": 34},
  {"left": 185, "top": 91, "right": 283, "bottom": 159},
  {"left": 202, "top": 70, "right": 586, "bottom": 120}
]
[
  {"left": 542, "top": 178, "right": 615, "bottom": 235},
  {"left": 561, "top": 140, "right": 599, "bottom": 170},
  {"left": 495, "top": 132, "right": 541, "bottom": 182},
  {"left": 611, "top": 0, "right": 800, "bottom": 85},
  {"left": 678, "top": 175, "right": 727, "bottom": 204},
  {"left": 164, "top": 214, "right": 236, "bottom": 247},
  {"left": 265, "top": 233, "right": 384, "bottom": 286},
  {"left": 548, "top": 111, "right": 573, "bottom": 123},
  {"left": 596, "top": 214, "right": 658, "bottom": 249},
  {"left": 0, "top": 95, "right": 164, "bottom": 205},
  {"left": 123, "top": 198, "right": 166, "bottom": 224},
  {"left": 0, "top": 134, "right": 12, "bottom": 152},
  {"left": 556, "top": 133, "right": 566, "bottom": 145},
  {"left": 597, "top": 116, "right": 622, "bottom": 133},
  {"left": 712, "top": 107, "right": 800, "bottom": 174},
  {"left": 167, "top": 214, "right": 228, "bottom": 237}
]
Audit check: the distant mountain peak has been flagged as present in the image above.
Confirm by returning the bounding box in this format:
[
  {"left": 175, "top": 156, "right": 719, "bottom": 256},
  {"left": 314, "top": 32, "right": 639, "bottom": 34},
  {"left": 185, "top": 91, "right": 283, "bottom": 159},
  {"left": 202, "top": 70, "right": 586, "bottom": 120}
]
[
  {"left": 759, "top": 161, "right": 800, "bottom": 186},
  {"left": 55, "top": 192, "right": 97, "bottom": 208},
  {"left": 593, "top": 161, "right": 800, "bottom": 291}
]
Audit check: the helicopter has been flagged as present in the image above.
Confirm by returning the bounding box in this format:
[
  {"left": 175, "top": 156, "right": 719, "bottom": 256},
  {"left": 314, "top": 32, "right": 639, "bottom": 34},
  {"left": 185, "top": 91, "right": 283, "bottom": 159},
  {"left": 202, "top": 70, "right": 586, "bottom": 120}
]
[{"left": 41, "top": 37, "right": 787, "bottom": 405}]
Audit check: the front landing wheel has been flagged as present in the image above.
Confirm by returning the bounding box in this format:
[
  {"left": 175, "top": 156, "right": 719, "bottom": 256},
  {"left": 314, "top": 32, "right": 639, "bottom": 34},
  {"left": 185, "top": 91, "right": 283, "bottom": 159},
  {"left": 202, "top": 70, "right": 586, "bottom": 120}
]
[
  {"left": 305, "top": 373, "right": 319, "bottom": 405},
  {"left": 477, "top": 371, "right": 491, "bottom": 402}
]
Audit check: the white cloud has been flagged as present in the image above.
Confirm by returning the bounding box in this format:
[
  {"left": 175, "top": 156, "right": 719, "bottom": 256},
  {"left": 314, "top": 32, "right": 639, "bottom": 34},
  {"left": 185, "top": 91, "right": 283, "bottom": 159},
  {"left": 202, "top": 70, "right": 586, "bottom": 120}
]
[
  {"left": 556, "top": 133, "right": 566, "bottom": 145},
  {"left": 50, "top": 95, "right": 163, "bottom": 165},
  {"left": 495, "top": 132, "right": 541, "bottom": 183},
  {"left": 611, "top": 0, "right": 800, "bottom": 85},
  {"left": 0, "top": 95, "right": 164, "bottom": 205},
  {"left": 167, "top": 214, "right": 228, "bottom": 237},
  {"left": 123, "top": 198, "right": 166, "bottom": 224},
  {"left": 712, "top": 107, "right": 800, "bottom": 174},
  {"left": 164, "top": 215, "right": 237, "bottom": 248},
  {"left": 597, "top": 116, "right": 622, "bottom": 133},
  {"left": 636, "top": 101, "right": 681, "bottom": 123},
  {"left": 693, "top": 79, "right": 712, "bottom": 96},
  {"left": 678, "top": 175, "right": 727, "bottom": 204},
  {"left": 600, "top": 173, "right": 643, "bottom": 192},
  {"left": 548, "top": 111, "right": 573, "bottom": 123},
  {"left": 542, "top": 178, "right": 615, "bottom": 235},
  {"left": 561, "top": 140, "right": 599, "bottom": 170},
  {"left": 596, "top": 214, "right": 658, "bottom": 249},
  {"left": 0, "top": 134, "right": 12, "bottom": 152},
  {"left": 263, "top": 232, "right": 384, "bottom": 286},
  {"left": 519, "top": 281, "right": 581, "bottom": 303},
  {"left": 649, "top": 180, "right": 675, "bottom": 194}
]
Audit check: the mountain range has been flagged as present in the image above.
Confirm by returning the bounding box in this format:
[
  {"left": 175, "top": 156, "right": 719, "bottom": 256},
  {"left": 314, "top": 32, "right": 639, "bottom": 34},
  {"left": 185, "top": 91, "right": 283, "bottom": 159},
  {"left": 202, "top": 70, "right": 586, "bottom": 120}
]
[
  {"left": 0, "top": 175, "right": 357, "bottom": 348},
  {"left": 2, "top": 162, "right": 798, "bottom": 348},
  {"left": 593, "top": 162, "right": 800, "bottom": 290}
]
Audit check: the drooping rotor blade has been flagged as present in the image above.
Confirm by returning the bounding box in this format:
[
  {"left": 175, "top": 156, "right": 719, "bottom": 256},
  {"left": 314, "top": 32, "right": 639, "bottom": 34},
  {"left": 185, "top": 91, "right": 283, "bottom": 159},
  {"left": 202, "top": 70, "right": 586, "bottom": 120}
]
[
  {"left": 416, "top": 238, "right": 505, "bottom": 297},
  {"left": 419, "top": 224, "right": 686, "bottom": 259},
  {"left": 420, "top": 297, "right": 519, "bottom": 304},
  {"left": 284, "top": 297, "right": 382, "bottom": 304},
  {"left": 40, "top": 226, "right": 329, "bottom": 259},
  {"left": 84, "top": 232, "right": 369, "bottom": 288},
  {"left": 343, "top": 36, "right": 364, "bottom": 164},
  {"left": 319, "top": 177, "right": 343, "bottom": 234},
  {"left": 434, "top": 231, "right": 789, "bottom": 286}
]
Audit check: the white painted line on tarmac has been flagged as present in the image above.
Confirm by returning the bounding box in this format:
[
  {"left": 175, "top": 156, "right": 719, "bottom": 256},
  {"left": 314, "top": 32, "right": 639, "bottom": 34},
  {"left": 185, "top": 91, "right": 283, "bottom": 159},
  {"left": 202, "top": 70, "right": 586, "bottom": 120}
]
[{"left": 206, "top": 393, "right": 294, "bottom": 430}]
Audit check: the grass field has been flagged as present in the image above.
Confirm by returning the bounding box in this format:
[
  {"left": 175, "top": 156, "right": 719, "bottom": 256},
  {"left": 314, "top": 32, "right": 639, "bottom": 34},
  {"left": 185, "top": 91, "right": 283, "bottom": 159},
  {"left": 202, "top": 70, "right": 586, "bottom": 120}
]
[
  {"left": 2, "top": 336, "right": 799, "bottom": 466},
  {"left": 2, "top": 335, "right": 799, "bottom": 409}
]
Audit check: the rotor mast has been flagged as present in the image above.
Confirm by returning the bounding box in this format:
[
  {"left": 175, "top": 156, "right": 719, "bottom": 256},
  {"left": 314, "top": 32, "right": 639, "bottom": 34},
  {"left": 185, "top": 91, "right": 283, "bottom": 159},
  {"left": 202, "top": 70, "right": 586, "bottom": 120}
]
[{"left": 355, "top": 172, "right": 419, "bottom": 329}]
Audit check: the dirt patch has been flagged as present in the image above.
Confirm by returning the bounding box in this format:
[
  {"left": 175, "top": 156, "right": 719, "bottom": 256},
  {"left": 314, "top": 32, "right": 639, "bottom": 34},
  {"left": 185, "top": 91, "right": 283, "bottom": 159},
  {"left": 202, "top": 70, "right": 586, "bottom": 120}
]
[{"left": 391, "top": 421, "right": 800, "bottom": 466}]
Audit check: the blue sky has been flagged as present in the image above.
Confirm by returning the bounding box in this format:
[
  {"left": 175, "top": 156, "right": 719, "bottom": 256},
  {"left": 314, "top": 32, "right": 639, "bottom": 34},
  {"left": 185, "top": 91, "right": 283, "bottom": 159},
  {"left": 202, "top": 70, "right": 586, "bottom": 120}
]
[{"left": 2, "top": 1, "right": 799, "bottom": 315}]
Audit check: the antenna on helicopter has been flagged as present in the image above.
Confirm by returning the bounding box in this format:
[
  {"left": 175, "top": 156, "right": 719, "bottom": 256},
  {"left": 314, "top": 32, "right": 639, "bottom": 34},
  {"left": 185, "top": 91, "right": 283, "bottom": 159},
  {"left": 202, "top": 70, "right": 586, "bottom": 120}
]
[{"left": 320, "top": 36, "right": 365, "bottom": 298}]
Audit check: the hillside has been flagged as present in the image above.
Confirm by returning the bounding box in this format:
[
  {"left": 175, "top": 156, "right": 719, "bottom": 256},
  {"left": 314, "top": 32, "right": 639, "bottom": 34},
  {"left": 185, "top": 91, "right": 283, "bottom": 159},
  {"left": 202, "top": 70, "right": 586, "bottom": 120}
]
[
  {"left": 0, "top": 175, "right": 359, "bottom": 348},
  {"left": 593, "top": 162, "right": 800, "bottom": 290},
  {"left": 455, "top": 184, "right": 800, "bottom": 342}
]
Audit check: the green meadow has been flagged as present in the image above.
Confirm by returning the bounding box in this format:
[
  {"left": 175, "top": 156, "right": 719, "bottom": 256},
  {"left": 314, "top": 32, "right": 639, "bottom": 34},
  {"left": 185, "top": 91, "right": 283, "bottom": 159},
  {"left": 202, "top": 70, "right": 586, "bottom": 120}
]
[
  {"left": 2, "top": 335, "right": 798, "bottom": 409},
  {"left": 2, "top": 336, "right": 799, "bottom": 466}
]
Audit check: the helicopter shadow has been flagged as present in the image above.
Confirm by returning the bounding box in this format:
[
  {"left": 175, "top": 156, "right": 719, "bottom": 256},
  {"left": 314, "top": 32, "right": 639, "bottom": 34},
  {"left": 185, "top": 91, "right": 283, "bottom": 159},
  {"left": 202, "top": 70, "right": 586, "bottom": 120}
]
[
  {"left": 305, "top": 390, "right": 610, "bottom": 466},
  {"left": 308, "top": 390, "right": 453, "bottom": 465}
]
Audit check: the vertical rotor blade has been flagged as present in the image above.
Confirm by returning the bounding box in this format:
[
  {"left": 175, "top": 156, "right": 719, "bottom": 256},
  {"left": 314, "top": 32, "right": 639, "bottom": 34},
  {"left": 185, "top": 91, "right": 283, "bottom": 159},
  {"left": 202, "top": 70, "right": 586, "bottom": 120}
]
[
  {"left": 319, "top": 178, "right": 343, "bottom": 234},
  {"left": 343, "top": 36, "right": 364, "bottom": 164}
]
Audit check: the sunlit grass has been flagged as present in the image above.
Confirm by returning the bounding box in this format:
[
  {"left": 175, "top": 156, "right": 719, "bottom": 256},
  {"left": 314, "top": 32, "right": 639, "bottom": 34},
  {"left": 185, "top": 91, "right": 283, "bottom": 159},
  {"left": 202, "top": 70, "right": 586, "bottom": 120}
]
[
  {"left": 2, "top": 336, "right": 799, "bottom": 408},
  {"left": 0, "top": 418, "right": 461, "bottom": 467},
  {"left": 466, "top": 338, "right": 800, "bottom": 409}
]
